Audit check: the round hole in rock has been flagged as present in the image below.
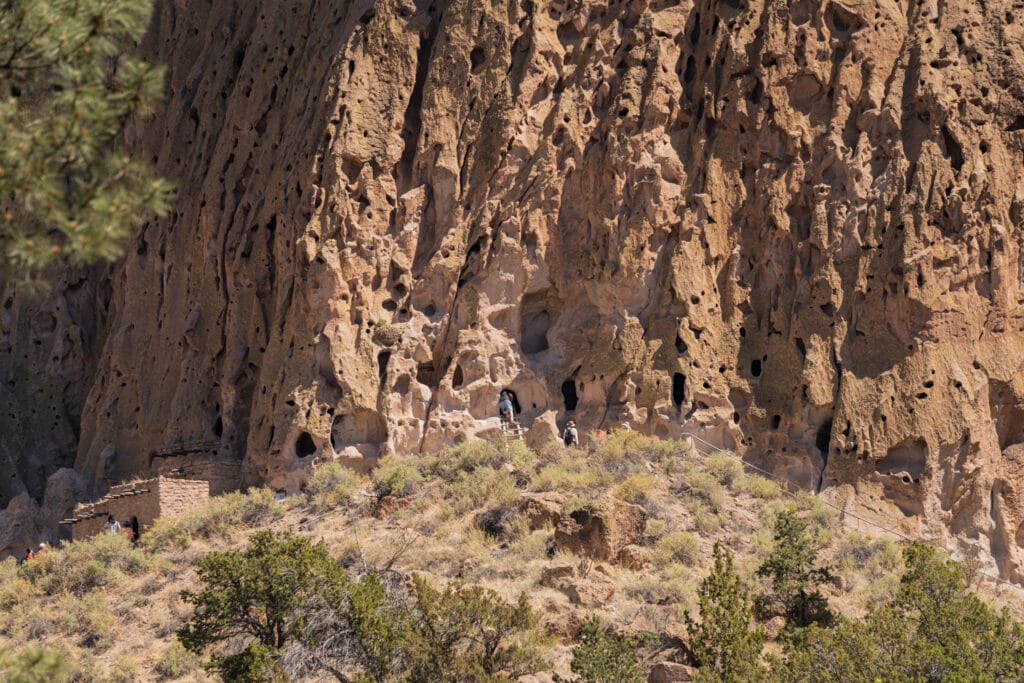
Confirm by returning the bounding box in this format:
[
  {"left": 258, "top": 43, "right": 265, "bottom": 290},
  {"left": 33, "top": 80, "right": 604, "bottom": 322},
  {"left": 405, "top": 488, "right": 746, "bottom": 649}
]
[
  {"left": 750, "top": 358, "right": 762, "bottom": 377},
  {"left": 770, "top": 414, "right": 781, "bottom": 430},
  {"left": 561, "top": 380, "right": 579, "bottom": 411},
  {"left": 296, "top": 432, "right": 317, "bottom": 458}
]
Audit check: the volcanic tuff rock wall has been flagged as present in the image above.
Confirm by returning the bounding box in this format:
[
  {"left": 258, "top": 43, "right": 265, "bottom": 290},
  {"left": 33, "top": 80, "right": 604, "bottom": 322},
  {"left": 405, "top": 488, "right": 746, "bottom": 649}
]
[{"left": 0, "top": 0, "right": 1023, "bottom": 574}]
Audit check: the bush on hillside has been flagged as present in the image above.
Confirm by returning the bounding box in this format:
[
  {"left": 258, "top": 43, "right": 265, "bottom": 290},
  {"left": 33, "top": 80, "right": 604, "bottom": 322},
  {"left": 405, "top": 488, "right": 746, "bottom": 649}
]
[
  {"left": 373, "top": 456, "right": 425, "bottom": 500},
  {"left": 305, "top": 461, "right": 364, "bottom": 511},
  {"left": 142, "top": 487, "right": 284, "bottom": 552},
  {"left": 20, "top": 532, "right": 153, "bottom": 596},
  {"left": 567, "top": 617, "right": 645, "bottom": 683},
  {"left": 705, "top": 450, "right": 743, "bottom": 486}
]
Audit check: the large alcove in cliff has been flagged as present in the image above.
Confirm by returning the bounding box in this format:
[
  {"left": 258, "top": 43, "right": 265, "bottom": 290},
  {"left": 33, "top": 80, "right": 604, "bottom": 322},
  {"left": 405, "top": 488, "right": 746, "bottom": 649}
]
[
  {"left": 331, "top": 409, "right": 386, "bottom": 452},
  {"left": 520, "top": 290, "right": 553, "bottom": 355}
]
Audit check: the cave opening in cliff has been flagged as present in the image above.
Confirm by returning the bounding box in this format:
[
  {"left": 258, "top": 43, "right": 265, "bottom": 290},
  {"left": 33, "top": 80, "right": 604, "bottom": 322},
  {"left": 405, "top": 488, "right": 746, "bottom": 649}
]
[
  {"left": 815, "top": 419, "right": 833, "bottom": 454},
  {"left": 331, "top": 410, "right": 387, "bottom": 451},
  {"left": 561, "top": 380, "right": 578, "bottom": 411},
  {"left": 377, "top": 351, "right": 390, "bottom": 385},
  {"left": 521, "top": 290, "right": 552, "bottom": 355},
  {"left": 296, "top": 432, "right": 316, "bottom": 458},
  {"left": 672, "top": 373, "right": 686, "bottom": 407},
  {"left": 751, "top": 358, "right": 762, "bottom": 377},
  {"left": 675, "top": 334, "right": 687, "bottom": 355},
  {"left": 452, "top": 364, "right": 464, "bottom": 388}
]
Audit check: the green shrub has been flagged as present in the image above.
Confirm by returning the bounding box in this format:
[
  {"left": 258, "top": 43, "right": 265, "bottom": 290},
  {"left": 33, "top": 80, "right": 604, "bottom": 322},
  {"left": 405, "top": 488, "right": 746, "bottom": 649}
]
[
  {"left": 655, "top": 531, "right": 702, "bottom": 567},
  {"left": 685, "top": 470, "right": 726, "bottom": 511},
  {"left": 614, "top": 473, "right": 659, "bottom": 504},
  {"left": 692, "top": 504, "right": 723, "bottom": 535},
  {"left": 0, "top": 647, "right": 73, "bottom": 683},
  {"left": 373, "top": 456, "right": 425, "bottom": 500},
  {"left": 57, "top": 594, "right": 116, "bottom": 650},
  {"left": 155, "top": 641, "right": 201, "bottom": 680},
  {"left": 834, "top": 533, "right": 902, "bottom": 579},
  {"left": 569, "top": 617, "right": 645, "bottom": 683},
  {"left": 705, "top": 450, "right": 743, "bottom": 486},
  {"left": 446, "top": 467, "right": 519, "bottom": 513},
  {"left": 593, "top": 431, "right": 684, "bottom": 477},
  {"left": 756, "top": 510, "right": 834, "bottom": 628},
  {"left": 21, "top": 533, "right": 152, "bottom": 595},
  {"left": 737, "top": 473, "right": 781, "bottom": 499},
  {"left": 429, "top": 439, "right": 537, "bottom": 481},
  {"left": 532, "top": 458, "right": 607, "bottom": 492},
  {"left": 306, "top": 461, "right": 363, "bottom": 511}
]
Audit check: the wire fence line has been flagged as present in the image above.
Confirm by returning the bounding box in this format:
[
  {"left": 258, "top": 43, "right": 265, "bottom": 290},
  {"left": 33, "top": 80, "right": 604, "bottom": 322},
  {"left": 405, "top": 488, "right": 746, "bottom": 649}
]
[{"left": 680, "top": 431, "right": 1024, "bottom": 596}]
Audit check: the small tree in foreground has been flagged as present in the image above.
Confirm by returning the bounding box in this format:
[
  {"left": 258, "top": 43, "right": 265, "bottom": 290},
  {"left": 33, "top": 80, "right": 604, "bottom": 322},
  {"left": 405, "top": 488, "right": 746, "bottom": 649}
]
[
  {"left": 178, "top": 530, "right": 342, "bottom": 680},
  {"left": 685, "top": 542, "right": 764, "bottom": 682},
  {"left": 567, "top": 617, "right": 645, "bottom": 683}
]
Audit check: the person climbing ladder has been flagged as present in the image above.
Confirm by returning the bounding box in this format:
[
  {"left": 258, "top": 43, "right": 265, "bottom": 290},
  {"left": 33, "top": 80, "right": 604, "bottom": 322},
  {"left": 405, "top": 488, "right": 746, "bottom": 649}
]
[{"left": 498, "top": 390, "right": 514, "bottom": 424}]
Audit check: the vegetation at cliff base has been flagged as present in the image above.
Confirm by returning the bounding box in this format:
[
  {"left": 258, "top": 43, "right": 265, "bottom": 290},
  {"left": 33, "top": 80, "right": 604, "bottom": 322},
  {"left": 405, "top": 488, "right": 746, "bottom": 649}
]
[{"left": 0, "top": 0, "right": 173, "bottom": 282}]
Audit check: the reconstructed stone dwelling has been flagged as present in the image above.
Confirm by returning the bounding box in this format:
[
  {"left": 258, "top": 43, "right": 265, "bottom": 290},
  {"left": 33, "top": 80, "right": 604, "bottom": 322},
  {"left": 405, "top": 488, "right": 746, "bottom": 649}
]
[{"left": 61, "top": 459, "right": 242, "bottom": 541}]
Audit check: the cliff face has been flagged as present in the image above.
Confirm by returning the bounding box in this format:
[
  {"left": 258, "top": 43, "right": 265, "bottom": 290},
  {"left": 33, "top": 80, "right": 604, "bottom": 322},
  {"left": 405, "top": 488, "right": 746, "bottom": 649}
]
[{"left": 2, "top": 0, "right": 1024, "bottom": 574}]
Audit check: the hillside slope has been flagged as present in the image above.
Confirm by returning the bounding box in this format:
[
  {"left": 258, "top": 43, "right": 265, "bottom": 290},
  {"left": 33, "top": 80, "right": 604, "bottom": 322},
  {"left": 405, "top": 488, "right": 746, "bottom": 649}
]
[{"left": 3, "top": 435, "right": 1022, "bottom": 680}]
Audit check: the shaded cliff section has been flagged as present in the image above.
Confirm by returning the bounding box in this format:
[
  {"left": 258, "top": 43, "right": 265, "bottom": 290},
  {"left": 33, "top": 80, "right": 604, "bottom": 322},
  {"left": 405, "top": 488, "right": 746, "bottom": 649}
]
[{"left": 2, "top": 0, "right": 1024, "bottom": 575}]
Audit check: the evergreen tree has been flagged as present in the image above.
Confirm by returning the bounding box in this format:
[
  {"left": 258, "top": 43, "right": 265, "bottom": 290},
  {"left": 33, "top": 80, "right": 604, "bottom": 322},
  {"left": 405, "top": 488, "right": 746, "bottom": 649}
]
[
  {"left": 0, "top": 0, "right": 173, "bottom": 284},
  {"left": 685, "top": 542, "right": 765, "bottom": 682},
  {"left": 756, "top": 509, "right": 833, "bottom": 627}
]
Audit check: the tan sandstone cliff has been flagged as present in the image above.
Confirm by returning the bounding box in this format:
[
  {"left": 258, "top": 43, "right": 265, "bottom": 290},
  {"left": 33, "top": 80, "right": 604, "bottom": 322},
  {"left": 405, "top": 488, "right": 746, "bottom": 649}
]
[{"left": 2, "top": 0, "right": 1024, "bottom": 578}]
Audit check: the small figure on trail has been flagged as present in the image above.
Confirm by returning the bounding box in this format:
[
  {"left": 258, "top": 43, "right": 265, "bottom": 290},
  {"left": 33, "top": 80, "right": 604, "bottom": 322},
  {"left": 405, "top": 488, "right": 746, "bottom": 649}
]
[
  {"left": 24, "top": 548, "right": 33, "bottom": 562},
  {"left": 562, "top": 420, "right": 579, "bottom": 447},
  {"left": 595, "top": 429, "right": 607, "bottom": 445},
  {"left": 36, "top": 542, "right": 48, "bottom": 555},
  {"left": 498, "top": 390, "right": 514, "bottom": 424},
  {"left": 105, "top": 514, "right": 121, "bottom": 534}
]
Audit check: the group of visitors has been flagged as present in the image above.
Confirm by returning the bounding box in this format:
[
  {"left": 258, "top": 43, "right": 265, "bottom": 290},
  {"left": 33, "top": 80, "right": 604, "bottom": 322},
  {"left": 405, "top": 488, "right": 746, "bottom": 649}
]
[
  {"left": 497, "top": 390, "right": 581, "bottom": 447},
  {"left": 22, "top": 542, "right": 48, "bottom": 562}
]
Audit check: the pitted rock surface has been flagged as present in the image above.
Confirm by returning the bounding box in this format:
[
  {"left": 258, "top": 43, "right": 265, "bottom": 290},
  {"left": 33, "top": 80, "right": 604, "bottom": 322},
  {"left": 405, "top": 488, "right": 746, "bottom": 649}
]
[{"left": 1, "top": 0, "right": 1023, "bottom": 576}]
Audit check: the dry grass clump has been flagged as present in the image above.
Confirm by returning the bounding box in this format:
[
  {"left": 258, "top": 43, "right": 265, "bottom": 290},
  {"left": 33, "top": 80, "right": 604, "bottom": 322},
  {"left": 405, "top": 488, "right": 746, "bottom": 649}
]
[
  {"left": 834, "top": 533, "right": 903, "bottom": 579},
  {"left": 532, "top": 455, "right": 608, "bottom": 492},
  {"left": 445, "top": 466, "right": 520, "bottom": 513},
  {"left": 613, "top": 473, "right": 660, "bottom": 504},
  {"left": 21, "top": 532, "right": 155, "bottom": 596},
  {"left": 683, "top": 468, "right": 726, "bottom": 512},
  {"left": 654, "top": 531, "right": 702, "bottom": 568},
  {"left": 593, "top": 430, "right": 688, "bottom": 477},
  {"left": 305, "top": 461, "right": 367, "bottom": 511},
  {"left": 155, "top": 640, "right": 202, "bottom": 680},
  {"left": 372, "top": 455, "right": 425, "bottom": 500},
  {"left": 705, "top": 450, "right": 744, "bottom": 486},
  {"left": 143, "top": 487, "right": 284, "bottom": 551},
  {"left": 735, "top": 473, "right": 782, "bottom": 499}
]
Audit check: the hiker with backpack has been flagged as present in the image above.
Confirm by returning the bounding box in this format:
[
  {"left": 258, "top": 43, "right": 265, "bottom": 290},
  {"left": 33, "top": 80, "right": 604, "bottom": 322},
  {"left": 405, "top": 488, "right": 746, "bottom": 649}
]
[{"left": 562, "top": 420, "right": 579, "bottom": 447}]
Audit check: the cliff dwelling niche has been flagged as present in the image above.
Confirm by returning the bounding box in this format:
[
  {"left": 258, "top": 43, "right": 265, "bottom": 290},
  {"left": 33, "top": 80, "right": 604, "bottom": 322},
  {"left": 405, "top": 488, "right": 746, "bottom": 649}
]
[
  {"left": 672, "top": 373, "right": 686, "bottom": 407},
  {"left": 330, "top": 409, "right": 386, "bottom": 451},
  {"left": 295, "top": 431, "right": 316, "bottom": 458},
  {"left": 520, "top": 290, "right": 553, "bottom": 355},
  {"left": 877, "top": 437, "right": 927, "bottom": 482},
  {"left": 561, "top": 380, "right": 579, "bottom": 411}
]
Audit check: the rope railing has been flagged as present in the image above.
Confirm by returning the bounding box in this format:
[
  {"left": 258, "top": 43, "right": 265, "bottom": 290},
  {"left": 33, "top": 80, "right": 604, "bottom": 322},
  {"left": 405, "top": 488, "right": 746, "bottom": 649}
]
[{"left": 680, "top": 431, "right": 1024, "bottom": 596}]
